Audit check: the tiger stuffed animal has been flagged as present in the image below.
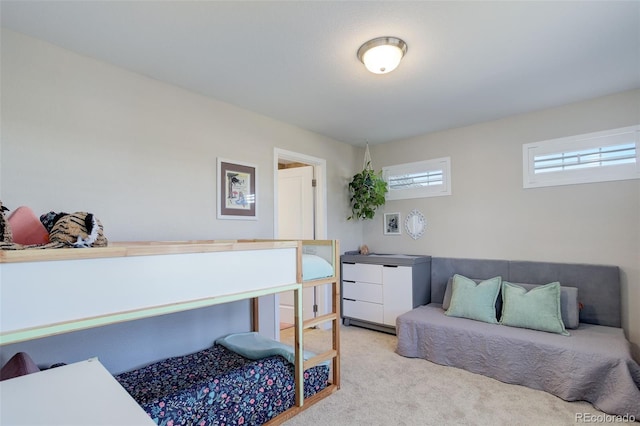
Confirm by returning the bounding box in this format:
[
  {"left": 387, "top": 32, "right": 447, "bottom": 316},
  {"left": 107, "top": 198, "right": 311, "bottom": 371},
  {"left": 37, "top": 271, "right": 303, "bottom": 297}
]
[
  {"left": 0, "top": 201, "right": 13, "bottom": 245},
  {"left": 0, "top": 201, "right": 108, "bottom": 250},
  {"left": 40, "top": 211, "right": 108, "bottom": 248}
]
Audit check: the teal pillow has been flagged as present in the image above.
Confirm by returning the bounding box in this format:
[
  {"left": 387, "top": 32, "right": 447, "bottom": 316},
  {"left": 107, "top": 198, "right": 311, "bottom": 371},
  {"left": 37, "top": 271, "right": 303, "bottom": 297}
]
[
  {"left": 513, "top": 282, "right": 580, "bottom": 329},
  {"left": 500, "top": 281, "right": 569, "bottom": 336},
  {"left": 445, "top": 274, "right": 502, "bottom": 324}
]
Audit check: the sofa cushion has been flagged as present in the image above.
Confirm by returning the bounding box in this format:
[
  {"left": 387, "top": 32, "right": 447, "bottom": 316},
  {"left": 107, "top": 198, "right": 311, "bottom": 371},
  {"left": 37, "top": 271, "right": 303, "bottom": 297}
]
[
  {"left": 445, "top": 274, "right": 501, "bottom": 324},
  {"left": 443, "top": 276, "right": 503, "bottom": 314},
  {"left": 443, "top": 275, "right": 504, "bottom": 316},
  {"left": 500, "top": 281, "right": 569, "bottom": 336},
  {"left": 514, "top": 282, "right": 579, "bottom": 329}
]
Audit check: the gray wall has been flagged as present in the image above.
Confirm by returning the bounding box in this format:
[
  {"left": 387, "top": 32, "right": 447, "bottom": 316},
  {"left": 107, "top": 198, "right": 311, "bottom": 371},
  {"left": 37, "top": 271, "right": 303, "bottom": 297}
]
[
  {"left": 0, "top": 29, "right": 363, "bottom": 373},
  {"left": 367, "top": 89, "right": 640, "bottom": 357},
  {"left": 0, "top": 29, "right": 362, "bottom": 247},
  {"left": 1, "top": 28, "right": 638, "bottom": 372}
]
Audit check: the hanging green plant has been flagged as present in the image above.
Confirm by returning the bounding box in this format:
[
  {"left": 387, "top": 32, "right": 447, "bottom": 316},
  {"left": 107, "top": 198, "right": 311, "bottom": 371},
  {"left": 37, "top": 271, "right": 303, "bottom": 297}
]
[{"left": 348, "top": 161, "right": 388, "bottom": 220}]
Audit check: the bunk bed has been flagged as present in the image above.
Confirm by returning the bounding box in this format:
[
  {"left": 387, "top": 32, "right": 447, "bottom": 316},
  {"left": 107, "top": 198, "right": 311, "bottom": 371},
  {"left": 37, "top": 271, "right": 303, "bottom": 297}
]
[{"left": 0, "top": 239, "right": 341, "bottom": 425}]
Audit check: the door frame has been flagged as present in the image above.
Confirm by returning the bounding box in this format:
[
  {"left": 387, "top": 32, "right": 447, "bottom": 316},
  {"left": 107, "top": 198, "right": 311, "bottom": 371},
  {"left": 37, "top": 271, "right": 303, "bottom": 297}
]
[{"left": 273, "top": 148, "right": 328, "bottom": 338}]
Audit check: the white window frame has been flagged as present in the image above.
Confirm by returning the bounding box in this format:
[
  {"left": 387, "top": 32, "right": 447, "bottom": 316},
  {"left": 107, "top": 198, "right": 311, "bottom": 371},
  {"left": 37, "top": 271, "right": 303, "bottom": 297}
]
[
  {"left": 523, "top": 125, "right": 639, "bottom": 189},
  {"left": 383, "top": 157, "right": 451, "bottom": 200}
]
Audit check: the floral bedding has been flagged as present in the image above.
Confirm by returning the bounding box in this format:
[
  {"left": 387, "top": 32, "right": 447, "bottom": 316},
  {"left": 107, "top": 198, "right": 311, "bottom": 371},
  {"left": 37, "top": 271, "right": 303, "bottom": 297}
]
[{"left": 115, "top": 344, "right": 329, "bottom": 426}]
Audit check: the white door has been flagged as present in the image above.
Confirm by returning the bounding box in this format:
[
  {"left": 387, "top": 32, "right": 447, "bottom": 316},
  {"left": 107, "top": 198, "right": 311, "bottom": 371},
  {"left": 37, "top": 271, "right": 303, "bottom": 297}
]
[
  {"left": 277, "top": 166, "right": 315, "bottom": 325},
  {"left": 278, "top": 166, "right": 314, "bottom": 240}
]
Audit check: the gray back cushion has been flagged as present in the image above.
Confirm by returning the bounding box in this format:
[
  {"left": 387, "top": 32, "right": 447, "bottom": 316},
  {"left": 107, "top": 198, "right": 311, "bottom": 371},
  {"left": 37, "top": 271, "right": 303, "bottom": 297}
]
[{"left": 508, "top": 261, "right": 620, "bottom": 327}]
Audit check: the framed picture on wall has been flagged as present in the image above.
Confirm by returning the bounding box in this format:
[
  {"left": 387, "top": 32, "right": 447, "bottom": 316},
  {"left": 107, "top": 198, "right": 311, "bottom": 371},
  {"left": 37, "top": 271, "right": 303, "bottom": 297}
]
[
  {"left": 383, "top": 212, "right": 401, "bottom": 235},
  {"left": 217, "top": 158, "right": 257, "bottom": 220}
]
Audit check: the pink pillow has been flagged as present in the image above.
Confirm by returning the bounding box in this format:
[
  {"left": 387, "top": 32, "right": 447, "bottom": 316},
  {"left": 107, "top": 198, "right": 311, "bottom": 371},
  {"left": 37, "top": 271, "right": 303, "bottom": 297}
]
[
  {"left": 0, "top": 352, "right": 40, "bottom": 381},
  {"left": 7, "top": 206, "right": 49, "bottom": 245}
]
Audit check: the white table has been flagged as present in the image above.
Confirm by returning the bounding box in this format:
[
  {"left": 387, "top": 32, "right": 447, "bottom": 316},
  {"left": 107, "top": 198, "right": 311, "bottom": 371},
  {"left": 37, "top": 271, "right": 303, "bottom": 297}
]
[{"left": 0, "top": 358, "right": 155, "bottom": 425}]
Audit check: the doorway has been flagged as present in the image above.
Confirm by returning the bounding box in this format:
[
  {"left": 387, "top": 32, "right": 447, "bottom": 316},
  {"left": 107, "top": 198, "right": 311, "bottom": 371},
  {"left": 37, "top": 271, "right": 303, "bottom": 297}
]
[{"left": 274, "top": 148, "right": 327, "bottom": 336}]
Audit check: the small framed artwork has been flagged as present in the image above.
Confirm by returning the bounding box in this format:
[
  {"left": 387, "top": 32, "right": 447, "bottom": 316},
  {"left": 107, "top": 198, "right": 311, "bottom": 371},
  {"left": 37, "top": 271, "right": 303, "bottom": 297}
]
[
  {"left": 217, "top": 158, "right": 257, "bottom": 220},
  {"left": 384, "top": 212, "right": 401, "bottom": 235}
]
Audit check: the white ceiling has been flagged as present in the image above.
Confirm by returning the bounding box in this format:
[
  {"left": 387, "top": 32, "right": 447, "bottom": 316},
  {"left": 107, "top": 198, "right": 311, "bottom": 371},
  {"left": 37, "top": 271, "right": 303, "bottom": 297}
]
[{"left": 1, "top": 1, "right": 639, "bottom": 146}]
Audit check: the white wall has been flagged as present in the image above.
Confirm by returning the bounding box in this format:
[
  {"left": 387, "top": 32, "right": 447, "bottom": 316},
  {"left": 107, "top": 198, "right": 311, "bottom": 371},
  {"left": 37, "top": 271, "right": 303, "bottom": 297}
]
[
  {"left": 367, "top": 89, "right": 640, "bottom": 357},
  {"left": 0, "top": 29, "right": 361, "bottom": 246},
  {"left": 0, "top": 29, "right": 363, "bottom": 372}
]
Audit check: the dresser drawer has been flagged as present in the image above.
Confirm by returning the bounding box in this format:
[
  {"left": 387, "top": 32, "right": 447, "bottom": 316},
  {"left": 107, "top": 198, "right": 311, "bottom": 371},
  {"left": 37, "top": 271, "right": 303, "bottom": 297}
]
[
  {"left": 342, "top": 299, "right": 383, "bottom": 324},
  {"left": 342, "top": 263, "right": 382, "bottom": 284},
  {"left": 343, "top": 281, "right": 383, "bottom": 304}
]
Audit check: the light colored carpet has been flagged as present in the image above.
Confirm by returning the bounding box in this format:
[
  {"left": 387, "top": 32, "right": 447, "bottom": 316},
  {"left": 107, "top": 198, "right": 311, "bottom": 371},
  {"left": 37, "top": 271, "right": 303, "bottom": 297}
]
[{"left": 281, "top": 325, "right": 630, "bottom": 426}]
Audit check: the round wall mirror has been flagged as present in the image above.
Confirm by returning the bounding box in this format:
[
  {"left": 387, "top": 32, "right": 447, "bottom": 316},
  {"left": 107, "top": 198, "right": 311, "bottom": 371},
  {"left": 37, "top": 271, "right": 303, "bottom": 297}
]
[{"left": 405, "top": 210, "right": 426, "bottom": 240}]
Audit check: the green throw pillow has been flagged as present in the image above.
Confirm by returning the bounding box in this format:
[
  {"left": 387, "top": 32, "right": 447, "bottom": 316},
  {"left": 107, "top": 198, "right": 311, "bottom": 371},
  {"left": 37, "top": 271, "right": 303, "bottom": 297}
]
[
  {"left": 500, "top": 281, "right": 569, "bottom": 336},
  {"left": 445, "top": 274, "right": 502, "bottom": 324}
]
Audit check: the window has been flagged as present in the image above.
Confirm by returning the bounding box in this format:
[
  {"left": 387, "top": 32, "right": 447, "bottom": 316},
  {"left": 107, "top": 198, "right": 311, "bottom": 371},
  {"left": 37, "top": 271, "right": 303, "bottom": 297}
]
[
  {"left": 383, "top": 157, "right": 451, "bottom": 200},
  {"left": 523, "top": 125, "right": 639, "bottom": 189}
]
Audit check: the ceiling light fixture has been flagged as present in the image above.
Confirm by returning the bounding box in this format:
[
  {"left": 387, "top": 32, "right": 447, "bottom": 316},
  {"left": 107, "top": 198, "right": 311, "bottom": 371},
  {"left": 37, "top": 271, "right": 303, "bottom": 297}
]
[{"left": 357, "top": 36, "right": 408, "bottom": 75}]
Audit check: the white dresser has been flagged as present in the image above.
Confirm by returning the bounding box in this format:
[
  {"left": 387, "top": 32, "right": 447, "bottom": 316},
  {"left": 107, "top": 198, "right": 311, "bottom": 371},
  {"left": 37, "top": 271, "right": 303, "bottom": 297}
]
[{"left": 341, "top": 253, "right": 430, "bottom": 333}]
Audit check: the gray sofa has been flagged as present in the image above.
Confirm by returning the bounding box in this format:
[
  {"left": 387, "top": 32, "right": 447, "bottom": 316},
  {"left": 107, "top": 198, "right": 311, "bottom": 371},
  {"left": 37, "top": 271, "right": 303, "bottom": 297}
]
[{"left": 396, "top": 257, "right": 640, "bottom": 418}]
